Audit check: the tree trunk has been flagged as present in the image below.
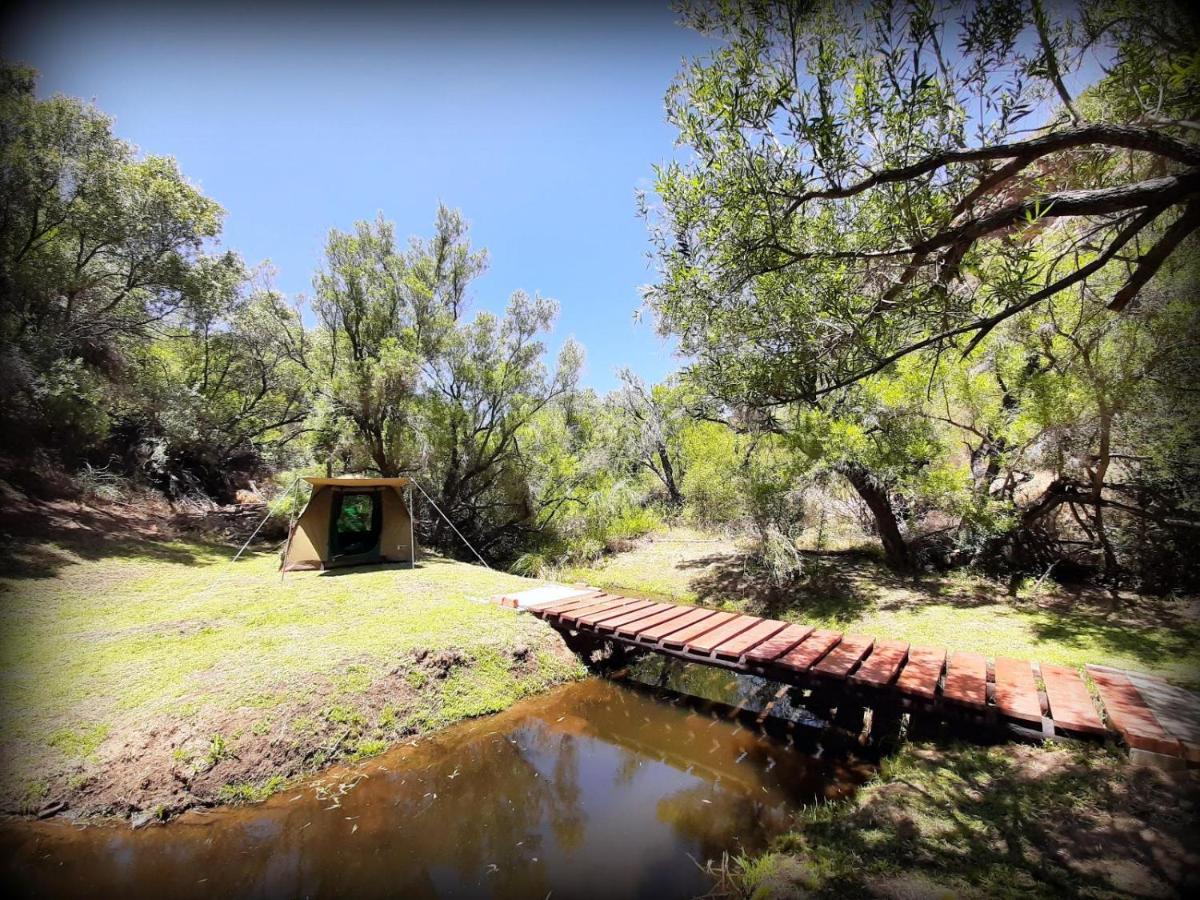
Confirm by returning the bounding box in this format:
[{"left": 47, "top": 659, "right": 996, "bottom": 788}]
[
  {"left": 656, "top": 443, "right": 683, "bottom": 506},
  {"left": 840, "top": 463, "right": 913, "bottom": 571},
  {"left": 1089, "top": 407, "right": 1120, "bottom": 579}
]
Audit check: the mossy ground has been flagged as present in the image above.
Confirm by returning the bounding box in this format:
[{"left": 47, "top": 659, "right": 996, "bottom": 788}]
[
  {"left": 728, "top": 742, "right": 1199, "bottom": 899},
  {"left": 0, "top": 501, "right": 584, "bottom": 820},
  {"left": 562, "top": 528, "right": 1200, "bottom": 687}
]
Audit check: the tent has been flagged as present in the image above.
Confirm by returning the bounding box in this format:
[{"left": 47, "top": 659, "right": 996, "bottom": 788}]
[{"left": 281, "top": 477, "right": 416, "bottom": 572}]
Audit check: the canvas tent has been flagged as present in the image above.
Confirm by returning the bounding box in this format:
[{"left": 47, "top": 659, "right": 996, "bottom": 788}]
[{"left": 281, "top": 477, "right": 415, "bottom": 572}]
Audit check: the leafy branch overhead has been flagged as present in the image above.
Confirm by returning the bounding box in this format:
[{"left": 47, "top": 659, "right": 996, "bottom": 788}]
[{"left": 646, "top": 0, "right": 1200, "bottom": 403}]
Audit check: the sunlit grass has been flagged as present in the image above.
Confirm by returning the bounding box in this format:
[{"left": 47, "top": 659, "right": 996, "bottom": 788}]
[
  {"left": 563, "top": 528, "right": 1200, "bottom": 686},
  {"left": 0, "top": 535, "right": 584, "bottom": 809}
]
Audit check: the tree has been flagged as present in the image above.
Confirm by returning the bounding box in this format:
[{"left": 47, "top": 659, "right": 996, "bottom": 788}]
[
  {"left": 423, "top": 292, "right": 582, "bottom": 554},
  {"left": 127, "top": 287, "right": 311, "bottom": 498},
  {"left": 309, "top": 208, "right": 485, "bottom": 476},
  {"left": 643, "top": 0, "right": 1200, "bottom": 572},
  {"left": 309, "top": 207, "right": 582, "bottom": 557},
  {"left": 612, "top": 369, "right": 688, "bottom": 505},
  {"left": 647, "top": 0, "right": 1199, "bottom": 402},
  {"left": 0, "top": 63, "right": 249, "bottom": 482}
]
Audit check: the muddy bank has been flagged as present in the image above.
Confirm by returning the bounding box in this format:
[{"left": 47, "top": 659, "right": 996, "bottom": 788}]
[{"left": 2, "top": 638, "right": 581, "bottom": 823}]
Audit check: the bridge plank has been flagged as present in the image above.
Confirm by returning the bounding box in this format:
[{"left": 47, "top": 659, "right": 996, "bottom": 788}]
[
  {"left": 994, "top": 657, "right": 1042, "bottom": 723},
  {"left": 558, "top": 596, "right": 638, "bottom": 625},
  {"left": 1040, "top": 664, "right": 1104, "bottom": 735},
  {"left": 744, "top": 624, "right": 814, "bottom": 665},
  {"left": 713, "top": 619, "right": 789, "bottom": 661},
  {"left": 1124, "top": 671, "right": 1200, "bottom": 763},
  {"left": 1087, "top": 666, "right": 1183, "bottom": 757},
  {"left": 615, "top": 605, "right": 693, "bottom": 639},
  {"left": 529, "top": 591, "right": 609, "bottom": 617},
  {"left": 634, "top": 607, "right": 720, "bottom": 643},
  {"left": 574, "top": 599, "right": 658, "bottom": 629},
  {"left": 852, "top": 639, "right": 909, "bottom": 686},
  {"left": 895, "top": 646, "right": 945, "bottom": 699},
  {"left": 661, "top": 611, "right": 739, "bottom": 650},
  {"left": 684, "top": 615, "right": 763, "bottom": 655},
  {"left": 813, "top": 634, "right": 874, "bottom": 679},
  {"left": 595, "top": 602, "right": 677, "bottom": 634},
  {"left": 775, "top": 629, "right": 842, "bottom": 673},
  {"left": 943, "top": 652, "right": 987, "bottom": 709}
]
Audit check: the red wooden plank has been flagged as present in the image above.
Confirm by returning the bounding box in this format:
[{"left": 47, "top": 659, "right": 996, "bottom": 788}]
[
  {"left": 684, "top": 614, "right": 762, "bottom": 655},
  {"left": 994, "top": 657, "right": 1042, "bottom": 723},
  {"left": 1040, "top": 664, "right": 1104, "bottom": 735},
  {"left": 537, "top": 591, "right": 618, "bottom": 617},
  {"left": 1125, "top": 671, "right": 1200, "bottom": 763},
  {"left": 661, "top": 611, "right": 739, "bottom": 649},
  {"left": 529, "top": 590, "right": 607, "bottom": 617},
  {"left": 813, "top": 634, "right": 874, "bottom": 679},
  {"left": 943, "top": 652, "right": 987, "bottom": 709},
  {"left": 614, "top": 605, "right": 693, "bottom": 639},
  {"left": 895, "top": 646, "right": 945, "bottom": 699},
  {"left": 574, "top": 599, "right": 657, "bottom": 629},
  {"left": 713, "top": 619, "right": 788, "bottom": 661},
  {"left": 852, "top": 639, "right": 909, "bottom": 686},
  {"left": 558, "top": 596, "right": 638, "bottom": 625},
  {"left": 775, "top": 629, "right": 842, "bottom": 672},
  {"left": 744, "top": 624, "right": 813, "bottom": 665},
  {"left": 595, "top": 602, "right": 676, "bottom": 634},
  {"left": 1087, "top": 666, "right": 1183, "bottom": 757},
  {"left": 633, "top": 607, "right": 719, "bottom": 642}
]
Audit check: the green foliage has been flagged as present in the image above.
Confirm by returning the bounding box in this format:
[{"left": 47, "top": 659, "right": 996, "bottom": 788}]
[
  {"left": 205, "top": 734, "right": 231, "bottom": 768},
  {"left": 218, "top": 775, "right": 286, "bottom": 804},
  {"left": 639, "top": 1, "right": 1200, "bottom": 582},
  {"left": 680, "top": 421, "right": 742, "bottom": 525}
]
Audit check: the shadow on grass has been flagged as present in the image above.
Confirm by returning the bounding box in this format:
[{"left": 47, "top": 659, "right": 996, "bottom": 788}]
[
  {"left": 770, "top": 743, "right": 1200, "bottom": 898},
  {"left": 317, "top": 562, "right": 428, "bottom": 576},
  {"left": 677, "top": 550, "right": 880, "bottom": 624},
  {"left": 1028, "top": 604, "right": 1200, "bottom": 673},
  {"left": 0, "top": 502, "right": 231, "bottom": 582}
]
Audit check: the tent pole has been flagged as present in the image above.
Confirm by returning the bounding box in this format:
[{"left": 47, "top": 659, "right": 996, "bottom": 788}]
[
  {"left": 407, "top": 485, "right": 415, "bottom": 569},
  {"left": 235, "top": 477, "right": 300, "bottom": 564},
  {"left": 277, "top": 477, "right": 305, "bottom": 580},
  {"left": 408, "top": 479, "right": 491, "bottom": 570}
]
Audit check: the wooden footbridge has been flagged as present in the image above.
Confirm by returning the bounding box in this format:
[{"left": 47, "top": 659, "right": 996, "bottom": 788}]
[{"left": 498, "top": 586, "right": 1199, "bottom": 765}]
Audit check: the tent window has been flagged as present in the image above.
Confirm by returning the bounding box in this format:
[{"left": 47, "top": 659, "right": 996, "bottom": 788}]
[{"left": 336, "top": 494, "right": 375, "bottom": 533}]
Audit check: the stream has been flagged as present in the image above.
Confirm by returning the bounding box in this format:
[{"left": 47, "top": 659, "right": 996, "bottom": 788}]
[{"left": 3, "top": 659, "right": 875, "bottom": 899}]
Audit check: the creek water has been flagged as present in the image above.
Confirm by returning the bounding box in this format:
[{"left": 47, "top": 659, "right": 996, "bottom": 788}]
[{"left": 3, "top": 660, "right": 875, "bottom": 899}]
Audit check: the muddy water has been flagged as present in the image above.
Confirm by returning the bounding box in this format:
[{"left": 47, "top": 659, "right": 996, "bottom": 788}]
[{"left": 3, "top": 664, "right": 874, "bottom": 899}]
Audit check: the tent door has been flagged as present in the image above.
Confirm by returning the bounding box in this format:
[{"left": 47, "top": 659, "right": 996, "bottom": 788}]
[{"left": 329, "top": 489, "right": 383, "bottom": 564}]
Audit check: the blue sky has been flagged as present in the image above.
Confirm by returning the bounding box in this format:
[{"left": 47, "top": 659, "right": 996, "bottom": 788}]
[{"left": 4, "top": 1, "right": 717, "bottom": 392}]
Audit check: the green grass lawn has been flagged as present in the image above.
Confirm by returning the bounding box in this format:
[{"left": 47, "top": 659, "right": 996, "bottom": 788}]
[
  {"left": 0, "top": 520, "right": 583, "bottom": 818},
  {"left": 561, "top": 527, "right": 1200, "bottom": 687}
]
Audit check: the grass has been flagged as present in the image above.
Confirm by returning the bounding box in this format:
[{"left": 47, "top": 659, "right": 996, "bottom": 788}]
[
  {"left": 0, "top": 520, "right": 584, "bottom": 817},
  {"left": 723, "top": 741, "right": 1199, "bottom": 899},
  {"left": 561, "top": 527, "right": 1200, "bottom": 687}
]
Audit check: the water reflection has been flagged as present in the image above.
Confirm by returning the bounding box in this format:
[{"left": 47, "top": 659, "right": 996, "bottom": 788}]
[{"left": 3, "top": 674, "right": 873, "bottom": 900}]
